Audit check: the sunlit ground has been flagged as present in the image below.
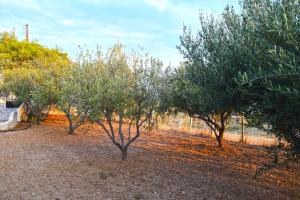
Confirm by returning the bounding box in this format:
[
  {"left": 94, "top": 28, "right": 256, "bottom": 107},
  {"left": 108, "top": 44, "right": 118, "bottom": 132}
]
[{"left": 0, "top": 116, "right": 299, "bottom": 200}]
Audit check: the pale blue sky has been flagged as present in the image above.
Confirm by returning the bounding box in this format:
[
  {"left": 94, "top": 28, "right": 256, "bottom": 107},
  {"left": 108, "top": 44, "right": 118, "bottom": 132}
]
[{"left": 0, "top": 0, "right": 239, "bottom": 66}]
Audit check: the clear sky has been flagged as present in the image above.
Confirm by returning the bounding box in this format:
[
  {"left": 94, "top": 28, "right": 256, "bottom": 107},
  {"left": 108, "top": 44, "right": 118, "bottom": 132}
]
[{"left": 0, "top": 0, "right": 240, "bottom": 66}]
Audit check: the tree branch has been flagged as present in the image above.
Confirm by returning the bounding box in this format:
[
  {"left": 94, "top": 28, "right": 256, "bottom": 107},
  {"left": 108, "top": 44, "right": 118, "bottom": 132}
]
[
  {"left": 105, "top": 115, "right": 123, "bottom": 151},
  {"left": 125, "top": 119, "right": 141, "bottom": 149},
  {"left": 96, "top": 120, "right": 112, "bottom": 139}
]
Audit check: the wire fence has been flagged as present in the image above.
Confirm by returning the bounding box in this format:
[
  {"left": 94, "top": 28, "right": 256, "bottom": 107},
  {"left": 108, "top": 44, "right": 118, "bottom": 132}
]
[{"left": 159, "top": 114, "right": 278, "bottom": 147}]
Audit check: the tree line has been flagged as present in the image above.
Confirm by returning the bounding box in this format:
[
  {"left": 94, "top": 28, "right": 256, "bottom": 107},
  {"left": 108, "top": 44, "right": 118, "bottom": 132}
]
[{"left": 0, "top": 0, "right": 299, "bottom": 162}]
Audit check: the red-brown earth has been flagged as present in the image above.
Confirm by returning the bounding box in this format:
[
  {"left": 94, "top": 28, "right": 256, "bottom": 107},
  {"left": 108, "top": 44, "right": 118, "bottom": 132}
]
[{"left": 0, "top": 116, "right": 299, "bottom": 200}]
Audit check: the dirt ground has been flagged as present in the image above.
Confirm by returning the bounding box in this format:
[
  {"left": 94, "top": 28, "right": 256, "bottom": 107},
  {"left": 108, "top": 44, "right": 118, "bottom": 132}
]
[{"left": 0, "top": 118, "right": 299, "bottom": 200}]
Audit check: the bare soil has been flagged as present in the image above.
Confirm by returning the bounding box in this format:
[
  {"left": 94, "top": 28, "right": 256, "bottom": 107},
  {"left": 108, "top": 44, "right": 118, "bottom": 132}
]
[{"left": 0, "top": 117, "right": 299, "bottom": 200}]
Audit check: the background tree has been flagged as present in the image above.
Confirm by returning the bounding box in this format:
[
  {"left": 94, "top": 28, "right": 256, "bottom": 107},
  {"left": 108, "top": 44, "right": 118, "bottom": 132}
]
[
  {"left": 3, "top": 62, "right": 57, "bottom": 124},
  {"left": 1, "top": 32, "right": 70, "bottom": 123},
  {"left": 175, "top": 8, "right": 245, "bottom": 147},
  {"left": 0, "top": 32, "right": 68, "bottom": 71}
]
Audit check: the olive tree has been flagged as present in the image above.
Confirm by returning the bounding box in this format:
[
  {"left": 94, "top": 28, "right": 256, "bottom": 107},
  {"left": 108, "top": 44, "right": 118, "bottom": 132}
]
[
  {"left": 56, "top": 49, "right": 100, "bottom": 134},
  {"left": 175, "top": 7, "right": 245, "bottom": 147},
  {"left": 236, "top": 0, "right": 300, "bottom": 160},
  {"left": 2, "top": 49, "right": 70, "bottom": 123},
  {"left": 86, "top": 44, "right": 164, "bottom": 160},
  {"left": 3, "top": 63, "right": 57, "bottom": 124},
  {"left": 57, "top": 67, "right": 86, "bottom": 134}
]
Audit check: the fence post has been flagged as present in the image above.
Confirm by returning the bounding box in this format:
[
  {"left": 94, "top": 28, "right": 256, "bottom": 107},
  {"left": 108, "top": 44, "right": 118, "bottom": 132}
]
[
  {"left": 189, "top": 117, "right": 193, "bottom": 133},
  {"left": 240, "top": 116, "right": 245, "bottom": 143},
  {"left": 178, "top": 116, "right": 183, "bottom": 130}
]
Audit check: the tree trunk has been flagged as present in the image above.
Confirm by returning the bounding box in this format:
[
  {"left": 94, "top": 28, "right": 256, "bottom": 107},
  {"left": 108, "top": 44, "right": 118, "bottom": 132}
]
[
  {"left": 128, "top": 119, "right": 133, "bottom": 140},
  {"left": 67, "top": 117, "right": 74, "bottom": 135},
  {"left": 217, "top": 129, "right": 224, "bottom": 147},
  {"left": 121, "top": 148, "right": 128, "bottom": 161},
  {"left": 198, "top": 112, "right": 230, "bottom": 148},
  {"left": 217, "top": 136, "right": 223, "bottom": 147},
  {"left": 68, "top": 124, "right": 74, "bottom": 135},
  {"left": 36, "top": 111, "right": 41, "bottom": 125}
]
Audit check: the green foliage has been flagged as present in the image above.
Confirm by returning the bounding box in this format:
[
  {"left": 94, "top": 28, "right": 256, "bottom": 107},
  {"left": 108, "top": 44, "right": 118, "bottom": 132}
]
[
  {"left": 3, "top": 62, "right": 58, "bottom": 124},
  {"left": 236, "top": 0, "right": 300, "bottom": 158},
  {"left": 80, "top": 43, "right": 166, "bottom": 160},
  {"left": 0, "top": 32, "right": 70, "bottom": 124},
  {"left": 85, "top": 44, "right": 165, "bottom": 122},
  {"left": 175, "top": 7, "right": 245, "bottom": 147},
  {"left": 175, "top": 0, "right": 300, "bottom": 155},
  {"left": 57, "top": 51, "right": 99, "bottom": 134},
  {"left": 0, "top": 32, "right": 69, "bottom": 70}
]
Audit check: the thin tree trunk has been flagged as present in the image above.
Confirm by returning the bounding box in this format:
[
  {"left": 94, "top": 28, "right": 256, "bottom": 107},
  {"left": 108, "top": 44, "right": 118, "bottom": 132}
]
[
  {"left": 36, "top": 110, "right": 41, "bottom": 125},
  {"left": 68, "top": 118, "right": 74, "bottom": 134},
  {"left": 118, "top": 114, "right": 125, "bottom": 147},
  {"left": 97, "top": 112, "right": 148, "bottom": 161},
  {"left": 128, "top": 119, "right": 133, "bottom": 140},
  {"left": 121, "top": 148, "right": 128, "bottom": 161},
  {"left": 198, "top": 112, "right": 230, "bottom": 148},
  {"left": 65, "top": 109, "right": 74, "bottom": 135}
]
